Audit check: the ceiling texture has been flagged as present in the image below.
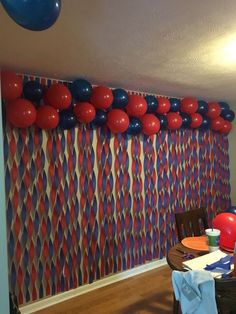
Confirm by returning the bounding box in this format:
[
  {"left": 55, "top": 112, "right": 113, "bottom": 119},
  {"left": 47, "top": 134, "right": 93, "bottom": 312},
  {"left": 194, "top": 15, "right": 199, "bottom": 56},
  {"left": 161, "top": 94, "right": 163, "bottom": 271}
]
[{"left": 1, "top": 0, "right": 236, "bottom": 104}]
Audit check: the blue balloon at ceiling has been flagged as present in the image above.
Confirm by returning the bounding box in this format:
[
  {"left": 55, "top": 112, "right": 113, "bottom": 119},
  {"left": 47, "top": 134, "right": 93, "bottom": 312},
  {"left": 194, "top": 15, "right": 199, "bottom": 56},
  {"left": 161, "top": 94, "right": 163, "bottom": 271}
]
[
  {"left": 70, "top": 79, "right": 92, "bottom": 102},
  {"left": 180, "top": 113, "right": 191, "bottom": 128},
  {"left": 197, "top": 100, "right": 208, "bottom": 115},
  {"left": 126, "top": 117, "right": 142, "bottom": 135},
  {"left": 219, "top": 101, "right": 230, "bottom": 114},
  {"left": 92, "top": 110, "right": 107, "bottom": 127},
  {"left": 145, "top": 95, "right": 158, "bottom": 113},
  {"left": 23, "top": 80, "right": 43, "bottom": 102},
  {"left": 112, "top": 89, "right": 128, "bottom": 109},
  {"left": 199, "top": 116, "right": 210, "bottom": 129},
  {"left": 59, "top": 110, "right": 77, "bottom": 130},
  {"left": 169, "top": 98, "right": 180, "bottom": 112},
  {"left": 156, "top": 114, "right": 167, "bottom": 129},
  {"left": 221, "top": 109, "right": 235, "bottom": 122},
  {"left": 1, "top": 0, "right": 61, "bottom": 31}
]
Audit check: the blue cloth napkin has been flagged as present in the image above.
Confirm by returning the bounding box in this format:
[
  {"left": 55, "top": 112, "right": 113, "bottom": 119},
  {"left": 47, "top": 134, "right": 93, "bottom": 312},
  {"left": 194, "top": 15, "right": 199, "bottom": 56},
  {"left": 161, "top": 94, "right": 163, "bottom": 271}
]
[{"left": 204, "top": 255, "right": 233, "bottom": 271}]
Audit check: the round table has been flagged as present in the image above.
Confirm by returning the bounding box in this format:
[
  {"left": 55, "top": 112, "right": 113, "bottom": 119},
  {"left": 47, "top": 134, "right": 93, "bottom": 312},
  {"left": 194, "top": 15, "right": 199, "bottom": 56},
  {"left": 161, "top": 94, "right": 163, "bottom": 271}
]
[{"left": 166, "top": 242, "right": 208, "bottom": 271}]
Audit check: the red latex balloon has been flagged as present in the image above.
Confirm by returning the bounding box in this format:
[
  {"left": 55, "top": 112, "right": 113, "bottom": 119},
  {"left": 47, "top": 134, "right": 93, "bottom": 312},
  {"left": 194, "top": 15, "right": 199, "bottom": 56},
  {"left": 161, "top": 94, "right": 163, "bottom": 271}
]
[
  {"left": 6, "top": 98, "right": 36, "bottom": 128},
  {"left": 211, "top": 116, "right": 224, "bottom": 131},
  {"left": 90, "top": 86, "right": 113, "bottom": 110},
  {"left": 35, "top": 105, "right": 59, "bottom": 129},
  {"left": 220, "top": 120, "right": 232, "bottom": 134},
  {"left": 73, "top": 102, "right": 96, "bottom": 123},
  {"left": 190, "top": 113, "right": 203, "bottom": 128},
  {"left": 126, "top": 95, "right": 147, "bottom": 117},
  {"left": 206, "top": 102, "right": 221, "bottom": 119},
  {"left": 213, "top": 213, "right": 236, "bottom": 251},
  {"left": 46, "top": 83, "right": 72, "bottom": 110},
  {"left": 1, "top": 71, "right": 23, "bottom": 101},
  {"left": 107, "top": 109, "right": 129, "bottom": 133},
  {"left": 166, "top": 112, "right": 182, "bottom": 130},
  {"left": 156, "top": 97, "right": 170, "bottom": 114},
  {"left": 180, "top": 97, "right": 198, "bottom": 114},
  {"left": 141, "top": 114, "right": 160, "bottom": 135}
]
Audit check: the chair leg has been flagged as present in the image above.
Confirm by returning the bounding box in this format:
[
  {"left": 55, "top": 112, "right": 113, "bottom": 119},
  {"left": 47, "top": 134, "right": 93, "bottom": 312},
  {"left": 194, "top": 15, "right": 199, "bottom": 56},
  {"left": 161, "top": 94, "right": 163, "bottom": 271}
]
[{"left": 173, "top": 293, "right": 180, "bottom": 314}]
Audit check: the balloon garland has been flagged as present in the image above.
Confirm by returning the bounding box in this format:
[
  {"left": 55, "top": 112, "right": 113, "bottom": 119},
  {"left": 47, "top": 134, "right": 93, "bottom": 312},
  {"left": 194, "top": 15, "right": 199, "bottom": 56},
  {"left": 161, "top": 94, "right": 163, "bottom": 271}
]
[{"left": 1, "top": 71, "right": 234, "bottom": 135}]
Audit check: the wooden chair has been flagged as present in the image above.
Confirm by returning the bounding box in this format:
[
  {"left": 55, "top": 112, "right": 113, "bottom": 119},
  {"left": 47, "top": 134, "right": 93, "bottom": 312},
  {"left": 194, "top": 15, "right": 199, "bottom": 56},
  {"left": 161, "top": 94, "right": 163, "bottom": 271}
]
[
  {"left": 215, "top": 276, "right": 236, "bottom": 314},
  {"left": 174, "top": 207, "right": 208, "bottom": 241},
  {"left": 173, "top": 207, "right": 209, "bottom": 314}
]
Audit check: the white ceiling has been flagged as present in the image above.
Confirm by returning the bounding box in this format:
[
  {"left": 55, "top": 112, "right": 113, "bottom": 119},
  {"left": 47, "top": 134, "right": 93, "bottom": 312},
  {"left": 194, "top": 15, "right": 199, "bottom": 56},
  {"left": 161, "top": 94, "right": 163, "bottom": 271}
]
[{"left": 1, "top": 0, "right": 236, "bottom": 105}]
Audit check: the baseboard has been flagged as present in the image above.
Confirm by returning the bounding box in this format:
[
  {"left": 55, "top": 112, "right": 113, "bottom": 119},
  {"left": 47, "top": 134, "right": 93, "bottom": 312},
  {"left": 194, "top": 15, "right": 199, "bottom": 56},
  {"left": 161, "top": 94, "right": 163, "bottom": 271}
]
[{"left": 20, "top": 258, "right": 167, "bottom": 314}]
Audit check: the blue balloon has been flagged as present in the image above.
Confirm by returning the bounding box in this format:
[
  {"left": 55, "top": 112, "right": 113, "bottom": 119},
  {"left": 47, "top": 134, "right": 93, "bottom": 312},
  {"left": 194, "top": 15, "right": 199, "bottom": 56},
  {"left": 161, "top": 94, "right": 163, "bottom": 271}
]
[
  {"left": 59, "top": 110, "right": 77, "bottom": 130},
  {"left": 225, "top": 206, "right": 236, "bottom": 215},
  {"left": 180, "top": 113, "right": 191, "bottom": 128},
  {"left": 23, "top": 80, "right": 43, "bottom": 102},
  {"left": 156, "top": 114, "right": 167, "bottom": 129},
  {"left": 92, "top": 110, "right": 107, "bottom": 127},
  {"left": 145, "top": 95, "right": 158, "bottom": 113},
  {"left": 221, "top": 109, "right": 235, "bottom": 122},
  {"left": 112, "top": 89, "right": 128, "bottom": 109},
  {"left": 126, "top": 118, "right": 142, "bottom": 135},
  {"left": 70, "top": 79, "right": 92, "bottom": 102},
  {"left": 197, "top": 100, "right": 208, "bottom": 115},
  {"left": 169, "top": 98, "right": 180, "bottom": 112},
  {"left": 1, "top": 0, "right": 61, "bottom": 31},
  {"left": 199, "top": 116, "right": 210, "bottom": 129},
  {"left": 219, "top": 101, "right": 230, "bottom": 114}
]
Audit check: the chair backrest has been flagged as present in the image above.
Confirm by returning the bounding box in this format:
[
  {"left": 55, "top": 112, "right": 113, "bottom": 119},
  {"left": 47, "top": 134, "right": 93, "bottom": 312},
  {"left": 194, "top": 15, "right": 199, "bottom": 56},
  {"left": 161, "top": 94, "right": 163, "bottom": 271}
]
[
  {"left": 174, "top": 207, "right": 208, "bottom": 241},
  {"left": 215, "top": 277, "right": 236, "bottom": 314}
]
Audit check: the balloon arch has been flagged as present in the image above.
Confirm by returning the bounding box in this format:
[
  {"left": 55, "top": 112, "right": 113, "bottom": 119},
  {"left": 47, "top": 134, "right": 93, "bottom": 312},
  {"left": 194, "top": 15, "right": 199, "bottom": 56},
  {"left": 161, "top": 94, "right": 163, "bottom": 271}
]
[{"left": 1, "top": 71, "right": 235, "bottom": 136}]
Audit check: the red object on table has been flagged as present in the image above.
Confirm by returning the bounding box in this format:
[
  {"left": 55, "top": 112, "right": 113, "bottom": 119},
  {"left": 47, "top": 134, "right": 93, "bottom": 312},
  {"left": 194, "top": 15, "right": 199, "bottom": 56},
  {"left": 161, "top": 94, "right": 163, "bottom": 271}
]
[{"left": 213, "top": 213, "right": 236, "bottom": 251}]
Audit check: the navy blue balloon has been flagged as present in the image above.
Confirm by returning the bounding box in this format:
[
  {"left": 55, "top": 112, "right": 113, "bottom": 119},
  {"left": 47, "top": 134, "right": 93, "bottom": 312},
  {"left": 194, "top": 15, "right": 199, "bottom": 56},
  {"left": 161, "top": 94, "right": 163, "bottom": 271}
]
[
  {"left": 169, "top": 98, "right": 180, "bottom": 112},
  {"left": 197, "top": 100, "right": 208, "bottom": 115},
  {"left": 219, "top": 102, "right": 230, "bottom": 114},
  {"left": 59, "top": 110, "right": 77, "bottom": 130},
  {"left": 1, "top": 0, "right": 61, "bottom": 31},
  {"left": 23, "top": 80, "right": 43, "bottom": 102},
  {"left": 70, "top": 79, "right": 92, "bottom": 102},
  {"left": 92, "top": 110, "right": 107, "bottom": 127},
  {"left": 225, "top": 206, "right": 236, "bottom": 215},
  {"left": 199, "top": 116, "right": 210, "bottom": 129},
  {"left": 126, "top": 118, "right": 142, "bottom": 135},
  {"left": 180, "top": 113, "right": 191, "bottom": 128},
  {"left": 157, "top": 114, "right": 167, "bottom": 129},
  {"left": 221, "top": 109, "right": 235, "bottom": 122},
  {"left": 112, "top": 89, "right": 128, "bottom": 109},
  {"left": 145, "top": 95, "right": 158, "bottom": 113}
]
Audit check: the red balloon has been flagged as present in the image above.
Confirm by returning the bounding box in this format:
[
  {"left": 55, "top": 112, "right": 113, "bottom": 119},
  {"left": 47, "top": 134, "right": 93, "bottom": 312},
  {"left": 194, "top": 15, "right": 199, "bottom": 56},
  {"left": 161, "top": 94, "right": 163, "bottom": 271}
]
[
  {"left": 141, "top": 114, "right": 160, "bottom": 135},
  {"left": 46, "top": 83, "right": 72, "bottom": 110},
  {"left": 211, "top": 116, "right": 224, "bottom": 131},
  {"left": 190, "top": 113, "right": 203, "bottom": 128},
  {"left": 206, "top": 102, "right": 221, "bottom": 119},
  {"left": 35, "top": 105, "right": 59, "bottom": 129},
  {"left": 6, "top": 98, "right": 36, "bottom": 128},
  {"left": 213, "top": 213, "right": 236, "bottom": 251},
  {"left": 166, "top": 112, "right": 182, "bottom": 130},
  {"left": 107, "top": 109, "right": 129, "bottom": 133},
  {"left": 180, "top": 97, "right": 198, "bottom": 114},
  {"left": 126, "top": 95, "right": 147, "bottom": 117},
  {"left": 156, "top": 97, "right": 170, "bottom": 114},
  {"left": 220, "top": 120, "right": 232, "bottom": 134},
  {"left": 1, "top": 71, "right": 23, "bottom": 101},
  {"left": 90, "top": 86, "right": 113, "bottom": 110},
  {"left": 73, "top": 102, "right": 96, "bottom": 123}
]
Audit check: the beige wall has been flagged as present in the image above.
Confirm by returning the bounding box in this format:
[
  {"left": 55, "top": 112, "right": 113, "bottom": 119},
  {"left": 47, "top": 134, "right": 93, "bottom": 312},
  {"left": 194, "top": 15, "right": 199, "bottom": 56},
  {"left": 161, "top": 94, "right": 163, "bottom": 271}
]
[{"left": 228, "top": 104, "right": 236, "bottom": 204}]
